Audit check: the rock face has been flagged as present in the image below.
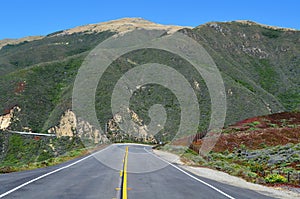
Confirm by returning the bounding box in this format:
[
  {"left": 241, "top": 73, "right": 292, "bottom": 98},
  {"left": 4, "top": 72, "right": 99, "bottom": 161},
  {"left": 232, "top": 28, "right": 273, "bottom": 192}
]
[
  {"left": 107, "top": 108, "right": 157, "bottom": 143},
  {"left": 48, "top": 110, "right": 109, "bottom": 144},
  {"left": 0, "top": 106, "right": 21, "bottom": 130},
  {"left": 76, "top": 119, "right": 108, "bottom": 144},
  {"left": 48, "top": 110, "right": 76, "bottom": 137},
  {"left": 49, "top": 108, "right": 157, "bottom": 144},
  {"left": 1, "top": 106, "right": 155, "bottom": 144},
  {"left": 0, "top": 110, "right": 13, "bottom": 130}
]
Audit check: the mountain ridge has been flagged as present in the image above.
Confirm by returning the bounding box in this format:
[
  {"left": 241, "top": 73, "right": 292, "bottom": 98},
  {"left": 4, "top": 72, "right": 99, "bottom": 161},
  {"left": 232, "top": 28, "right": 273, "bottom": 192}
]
[
  {"left": 0, "top": 17, "right": 190, "bottom": 49},
  {"left": 1, "top": 18, "right": 298, "bottom": 50},
  {"left": 202, "top": 20, "right": 298, "bottom": 31}
]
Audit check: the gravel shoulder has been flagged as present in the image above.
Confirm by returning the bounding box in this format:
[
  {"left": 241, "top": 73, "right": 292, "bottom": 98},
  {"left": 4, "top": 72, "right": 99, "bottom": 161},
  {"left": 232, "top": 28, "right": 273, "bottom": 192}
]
[{"left": 153, "top": 149, "right": 300, "bottom": 199}]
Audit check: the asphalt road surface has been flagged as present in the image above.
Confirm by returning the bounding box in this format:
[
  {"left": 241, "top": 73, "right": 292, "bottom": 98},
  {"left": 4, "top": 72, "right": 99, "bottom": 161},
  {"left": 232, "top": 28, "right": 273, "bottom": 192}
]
[{"left": 0, "top": 144, "right": 276, "bottom": 199}]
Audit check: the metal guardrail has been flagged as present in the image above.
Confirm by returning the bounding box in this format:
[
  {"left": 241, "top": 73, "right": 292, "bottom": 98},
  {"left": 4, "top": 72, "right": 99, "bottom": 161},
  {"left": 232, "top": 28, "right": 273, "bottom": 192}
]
[{"left": 5, "top": 130, "right": 56, "bottom": 137}]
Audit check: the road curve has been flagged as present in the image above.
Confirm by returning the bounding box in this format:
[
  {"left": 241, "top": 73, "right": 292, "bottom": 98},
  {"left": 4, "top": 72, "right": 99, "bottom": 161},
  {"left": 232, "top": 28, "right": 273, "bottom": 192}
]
[{"left": 0, "top": 144, "right": 275, "bottom": 199}]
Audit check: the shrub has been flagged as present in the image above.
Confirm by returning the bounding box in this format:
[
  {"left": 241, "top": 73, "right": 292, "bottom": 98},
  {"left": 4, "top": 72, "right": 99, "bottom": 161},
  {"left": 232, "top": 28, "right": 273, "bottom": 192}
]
[
  {"left": 37, "top": 150, "right": 52, "bottom": 162},
  {"left": 268, "top": 123, "right": 278, "bottom": 128},
  {"left": 249, "top": 163, "right": 264, "bottom": 173},
  {"left": 247, "top": 121, "right": 260, "bottom": 127},
  {"left": 264, "top": 174, "right": 287, "bottom": 183},
  {"left": 262, "top": 29, "right": 281, "bottom": 38},
  {"left": 247, "top": 171, "right": 258, "bottom": 178}
]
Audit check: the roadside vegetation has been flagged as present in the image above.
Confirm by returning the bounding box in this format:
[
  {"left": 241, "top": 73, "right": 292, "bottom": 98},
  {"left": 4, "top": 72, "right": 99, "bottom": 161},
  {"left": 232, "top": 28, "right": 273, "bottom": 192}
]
[
  {"left": 161, "top": 112, "right": 300, "bottom": 186},
  {"left": 0, "top": 132, "right": 87, "bottom": 173},
  {"left": 0, "top": 147, "right": 88, "bottom": 173},
  {"left": 160, "top": 143, "right": 300, "bottom": 186}
]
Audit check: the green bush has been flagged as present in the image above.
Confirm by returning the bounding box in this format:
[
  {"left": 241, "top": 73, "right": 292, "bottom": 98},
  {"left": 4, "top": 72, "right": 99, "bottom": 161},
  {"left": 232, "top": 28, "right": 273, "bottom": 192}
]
[
  {"left": 250, "top": 121, "right": 260, "bottom": 126},
  {"left": 247, "top": 171, "right": 258, "bottom": 178},
  {"left": 37, "top": 151, "right": 52, "bottom": 162},
  {"left": 268, "top": 123, "right": 278, "bottom": 128},
  {"left": 264, "top": 174, "right": 287, "bottom": 183},
  {"left": 249, "top": 163, "right": 264, "bottom": 173},
  {"left": 262, "top": 29, "right": 281, "bottom": 38}
]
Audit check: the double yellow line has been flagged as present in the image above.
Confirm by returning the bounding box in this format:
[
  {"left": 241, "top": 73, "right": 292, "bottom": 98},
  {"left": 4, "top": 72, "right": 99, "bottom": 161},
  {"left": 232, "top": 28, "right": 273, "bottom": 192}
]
[{"left": 122, "top": 146, "right": 129, "bottom": 199}]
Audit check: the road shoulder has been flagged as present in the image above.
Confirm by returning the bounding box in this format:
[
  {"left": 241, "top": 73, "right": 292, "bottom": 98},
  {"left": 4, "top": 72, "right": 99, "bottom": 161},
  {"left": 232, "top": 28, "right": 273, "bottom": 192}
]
[{"left": 153, "top": 149, "right": 300, "bottom": 199}]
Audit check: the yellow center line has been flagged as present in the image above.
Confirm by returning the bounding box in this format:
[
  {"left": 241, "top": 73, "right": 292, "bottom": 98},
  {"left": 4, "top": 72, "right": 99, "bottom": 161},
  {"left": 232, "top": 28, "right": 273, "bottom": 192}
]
[{"left": 122, "top": 146, "right": 129, "bottom": 199}]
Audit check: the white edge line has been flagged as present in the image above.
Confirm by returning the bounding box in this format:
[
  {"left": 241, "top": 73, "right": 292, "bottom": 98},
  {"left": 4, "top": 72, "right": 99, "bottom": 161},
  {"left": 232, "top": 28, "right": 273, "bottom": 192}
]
[
  {"left": 0, "top": 145, "right": 112, "bottom": 198},
  {"left": 144, "top": 148, "right": 236, "bottom": 199}
]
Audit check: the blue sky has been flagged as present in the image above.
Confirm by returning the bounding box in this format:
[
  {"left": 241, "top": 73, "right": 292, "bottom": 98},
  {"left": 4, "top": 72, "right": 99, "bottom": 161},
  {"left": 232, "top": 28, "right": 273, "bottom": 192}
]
[{"left": 1, "top": 0, "right": 299, "bottom": 39}]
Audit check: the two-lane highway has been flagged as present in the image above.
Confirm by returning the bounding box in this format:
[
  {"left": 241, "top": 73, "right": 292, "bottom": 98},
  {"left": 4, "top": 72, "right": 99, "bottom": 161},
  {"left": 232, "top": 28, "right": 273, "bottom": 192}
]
[{"left": 0, "top": 144, "right": 275, "bottom": 198}]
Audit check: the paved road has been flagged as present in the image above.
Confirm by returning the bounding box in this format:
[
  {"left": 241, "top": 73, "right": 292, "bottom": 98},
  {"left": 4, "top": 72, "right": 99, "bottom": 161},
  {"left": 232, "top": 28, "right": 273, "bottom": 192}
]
[{"left": 0, "top": 144, "right": 275, "bottom": 199}]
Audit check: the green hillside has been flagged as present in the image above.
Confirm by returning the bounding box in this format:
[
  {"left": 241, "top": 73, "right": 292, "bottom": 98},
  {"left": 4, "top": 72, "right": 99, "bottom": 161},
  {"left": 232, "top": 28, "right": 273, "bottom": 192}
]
[{"left": 0, "top": 20, "right": 299, "bottom": 142}]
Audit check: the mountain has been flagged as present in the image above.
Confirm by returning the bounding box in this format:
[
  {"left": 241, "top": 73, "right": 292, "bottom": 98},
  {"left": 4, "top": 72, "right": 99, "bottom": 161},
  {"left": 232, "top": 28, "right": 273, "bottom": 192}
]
[
  {"left": 181, "top": 21, "right": 299, "bottom": 124},
  {"left": 0, "top": 18, "right": 299, "bottom": 143}
]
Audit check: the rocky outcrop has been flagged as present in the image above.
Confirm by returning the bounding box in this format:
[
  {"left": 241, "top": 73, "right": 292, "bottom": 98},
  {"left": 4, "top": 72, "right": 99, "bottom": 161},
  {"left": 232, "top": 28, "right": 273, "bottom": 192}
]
[
  {"left": 48, "top": 110, "right": 76, "bottom": 137},
  {"left": 0, "top": 111, "right": 13, "bottom": 130},
  {"left": 2, "top": 107, "right": 154, "bottom": 144},
  {"left": 76, "top": 119, "right": 108, "bottom": 144},
  {"left": 107, "top": 109, "right": 157, "bottom": 143},
  {"left": 48, "top": 110, "right": 109, "bottom": 144},
  {"left": 0, "top": 106, "right": 21, "bottom": 130}
]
